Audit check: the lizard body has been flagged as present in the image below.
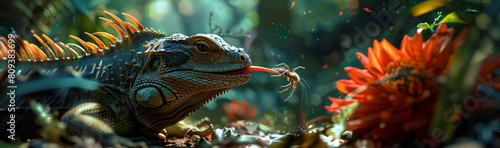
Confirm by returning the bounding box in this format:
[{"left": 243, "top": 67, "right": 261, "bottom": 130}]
[{"left": 0, "top": 11, "right": 252, "bottom": 145}]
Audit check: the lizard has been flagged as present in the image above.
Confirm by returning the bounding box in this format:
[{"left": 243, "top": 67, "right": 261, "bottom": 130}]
[{"left": 0, "top": 11, "right": 253, "bottom": 146}]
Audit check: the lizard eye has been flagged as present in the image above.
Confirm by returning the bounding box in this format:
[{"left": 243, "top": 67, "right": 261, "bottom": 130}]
[
  {"left": 186, "top": 36, "right": 222, "bottom": 58},
  {"left": 194, "top": 42, "right": 210, "bottom": 55}
]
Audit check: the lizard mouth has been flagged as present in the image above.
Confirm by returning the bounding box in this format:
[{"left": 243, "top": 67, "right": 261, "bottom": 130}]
[
  {"left": 220, "top": 66, "right": 252, "bottom": 75},
  {"left": 169, "top": 66, "right": 252, "bottom": 75}
]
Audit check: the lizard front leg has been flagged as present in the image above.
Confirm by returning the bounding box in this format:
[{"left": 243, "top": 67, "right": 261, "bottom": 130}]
[{"left": 61, "top": 102, "right": 143, "bottom": 147}]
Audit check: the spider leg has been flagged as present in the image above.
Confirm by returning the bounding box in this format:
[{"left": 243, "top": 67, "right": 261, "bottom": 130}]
[
  {"left": 275, "top": 63, "right": 290, "bottom": 70},
  {"left": 281, "top": 82, "right": 292, "bottom": 88},
  {"left": 292, "top": 66, "right": 305, "bottom": 72},
  {"left": 284, "top": 85, "right": 297, "bottom": 101},
  {"left": 275, "top": 63, "right": 286, "bottom": 67},
  {"left": 271, "top": 74, "right": 282, "bottom": 77},
  {"left": 278, "top": 83, "right": 294, "bottom": 94}
]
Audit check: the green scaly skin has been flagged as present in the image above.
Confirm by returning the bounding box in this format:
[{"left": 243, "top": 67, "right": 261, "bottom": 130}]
[{"left": 0, "top": 13, "right": 252, "bottom": 146}]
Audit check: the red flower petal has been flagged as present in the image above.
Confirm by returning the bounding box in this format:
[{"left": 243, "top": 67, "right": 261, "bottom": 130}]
[
  {"left": 337, "top": 79, "right": 363, "bottom": 94},
  {"left": 325, "top": 97, "right": 356, "bottom": 113},
  {"left": 345, "top": 67, "right": 375, "bottom": 84},
  {"left": 356, "top": 52, "right": 383, "bottom": 77},
  {"left": 368, "top": 46, "right": 384, "bottom": 73}
]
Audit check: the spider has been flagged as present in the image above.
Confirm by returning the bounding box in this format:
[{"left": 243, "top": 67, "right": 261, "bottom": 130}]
[{"left": 271, "top": 63, "right": 305, "bottom": 101}]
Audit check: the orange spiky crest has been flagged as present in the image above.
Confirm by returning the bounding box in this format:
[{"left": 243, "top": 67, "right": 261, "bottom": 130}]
[{"left": 0, "top": 11, "right": 166, "bottom": 62}]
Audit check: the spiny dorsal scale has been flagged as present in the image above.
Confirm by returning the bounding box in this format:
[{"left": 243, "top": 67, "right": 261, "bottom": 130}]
[
  {"left": 103, "top": 11, "right": 133, "bottom": 36},
  {"left": 107, "top": 42, "right": 112, "bottom": 51},
  {"left": 28, "top": 42, "right": 48, "bottom": 61},
  {"left": 56, "top": 42, "right": 77, "bottom": 59},
  {"left": 23, "top": 42, "right": 37, "bottom": 61},
  {"left": 93, "top": 32, "right": 119, "bottom": 43},
  {"left": 131, "top": 59, "right": 137, "bottom": 65},
  {"left": 125, "top": 22, "right": 138, "bottom": 33},
  {"left": 2, "top": 11, "right": 166, "bottom": 63},
  {"left": 14, "top": 36, "right": 31, "bottom": 61},
  {"left": 21, "top": 41, "right": 39, "bottom": 61},
  {"left": 85, "top": 42, "right": 100, "bottom": 55},
  {"left": 33, "top": 34, "right": 57, "bottom": 60},
  {"left": 42, "top": 34, "right": 69, "bottom": 60},
  {"left": 0, "top": 36, "right": 8, "bottom": 57},
  {"left": 70, "top": 35, "right": 93, "bottom": 55},
  {"left": 85, "top": 32, "right": 106, "bottom": 49},
  {"left": 99, "top": 17, "right": 126, "bottom": 38},
  {"left": 66, "top": 43, "right": 88, "bottom": 56},
  {"left": 122, "top": 13, "right": 144, "bottom": 32}
]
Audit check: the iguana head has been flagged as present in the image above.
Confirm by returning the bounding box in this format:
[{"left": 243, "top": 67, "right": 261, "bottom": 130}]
[{"left": 129, "top": 33, "right": 252, "bottom": 131}]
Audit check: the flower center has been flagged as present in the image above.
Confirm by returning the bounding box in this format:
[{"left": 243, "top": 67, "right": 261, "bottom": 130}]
[{"left": 385, "top": 62, "right": 429, "bottom": 96}]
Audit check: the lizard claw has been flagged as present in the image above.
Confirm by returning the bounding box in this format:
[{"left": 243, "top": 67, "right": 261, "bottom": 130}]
[
  {"left": 163, "top": 117, "right": 214, "bottom": 139},
  {"left": 186, "top": 123, "right": 214, "bottom": 138},
  {"left": 186, "top": 117, "right": 214, "bottom": 138}
]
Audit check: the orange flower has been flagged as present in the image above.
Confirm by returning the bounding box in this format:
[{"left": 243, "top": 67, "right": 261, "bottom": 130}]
[
  {"left": 476, "top": 55, "right": 500, "bottom": 91},
  {"left": 324, "top": 97, "right": 356, "bottom": 113},
  {"left": 331, "top": 23, "right": 467, "bottom": 144},
  {"left": 470, "top": 55, "right": 500, "bottom": 112},
  {"left": 222, "top": 100, "right": 258, "bottom": 121}
]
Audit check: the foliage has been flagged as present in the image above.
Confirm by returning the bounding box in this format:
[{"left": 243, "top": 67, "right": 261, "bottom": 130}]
[
  {"left": 2, "top": 0, "right": 500, "bottom": 147},
  {"left": 417, "top": 12, "right": 467, "bottom": 32},
  {"left": 327, "top": 101, "right": 358, "bottom": 140}
]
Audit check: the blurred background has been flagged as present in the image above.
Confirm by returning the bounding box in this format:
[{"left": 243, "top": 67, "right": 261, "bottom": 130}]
[{"left": 0, "top": 0, "right": 492, "bottom": 132}]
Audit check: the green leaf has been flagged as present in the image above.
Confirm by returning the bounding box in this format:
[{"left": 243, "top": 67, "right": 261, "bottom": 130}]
[
  {"left": 438, "top": 12, "right": 467, "bottom": 24},
  {"left": 329, "top": 101, "right": 359, "bottom": 139},
  {"left": 417, "top": 23, "right": 433, "bottom": 30}
]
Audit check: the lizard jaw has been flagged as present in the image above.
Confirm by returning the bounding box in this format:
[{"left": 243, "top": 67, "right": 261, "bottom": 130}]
[
  {"left": 137, "top": 71, "right": 250, "bottom": 131},
  {"left": 148, "top": 88, "right": 232, "bottom": 131},
  {"left": 222, "top": 66, "right": 252, "bottom": 75}
]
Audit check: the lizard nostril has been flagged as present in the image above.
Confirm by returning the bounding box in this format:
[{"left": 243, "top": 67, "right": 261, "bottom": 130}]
[{"left": 239, "top": 54, "right": 246, "bottom": 62}]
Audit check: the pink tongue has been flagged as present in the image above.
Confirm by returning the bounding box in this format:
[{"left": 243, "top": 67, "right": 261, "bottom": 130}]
[
  {"left": 247, "top": 66, "right": 281, "bottom": 74},
  {"left": 225, "top": 66, "right": 281, "bottom": 75}
]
